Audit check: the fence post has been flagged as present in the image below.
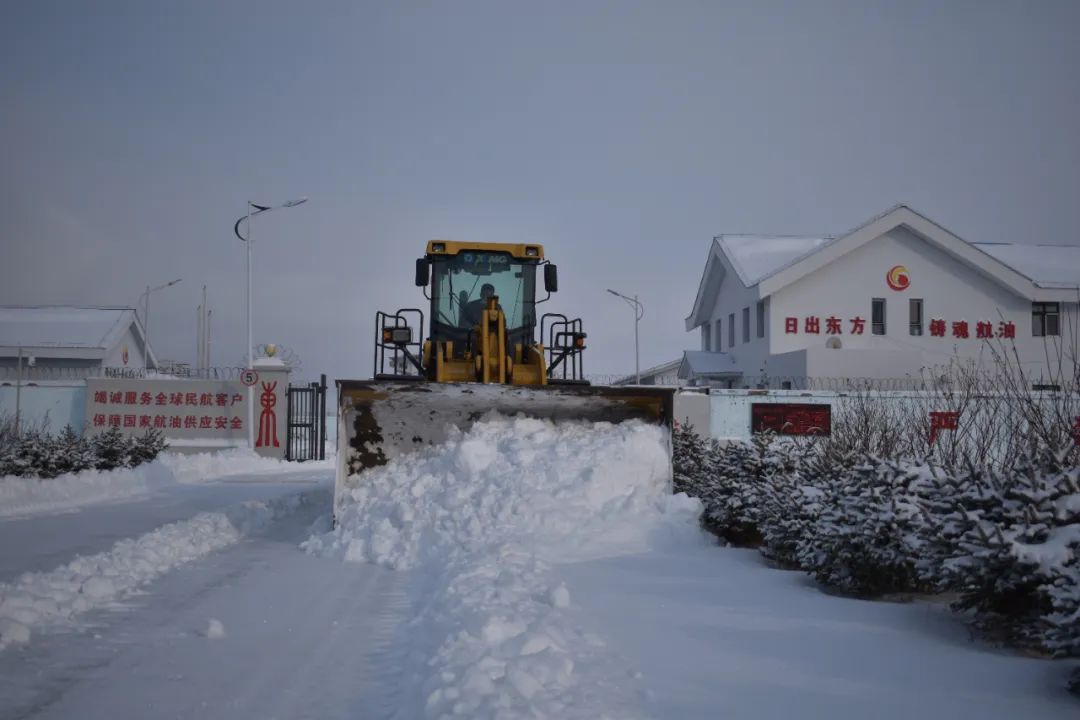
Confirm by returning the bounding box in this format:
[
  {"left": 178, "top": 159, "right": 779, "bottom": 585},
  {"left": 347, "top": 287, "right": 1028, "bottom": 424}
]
[
  {"left": 285, "top": 385, "right": 293, "bottom": 461},
  {"left": 319, "top": 374, "right": 327, "bottom": 461}
]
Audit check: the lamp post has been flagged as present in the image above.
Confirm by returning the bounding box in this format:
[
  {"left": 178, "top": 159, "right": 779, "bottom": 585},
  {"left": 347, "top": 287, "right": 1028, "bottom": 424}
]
[
  {"left": 14, "top": 348, "right": 36, "bottom": 438},
  {"left": 142, "top": 278, "right": 182, "bottom": 369},
  {"left": 607, "top": 288, "right": 644, "bottom": 384},
  {"left": 233, "top": 198, "right": 308, "bottom": 372},
  {"left": 233, "top": 197, "right": 308, "bottom": 447}
]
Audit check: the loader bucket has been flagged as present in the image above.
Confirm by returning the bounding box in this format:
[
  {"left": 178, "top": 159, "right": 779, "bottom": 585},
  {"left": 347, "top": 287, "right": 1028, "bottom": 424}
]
[{"left": 334, "top": 380, "right": 675, "bottom": 519}]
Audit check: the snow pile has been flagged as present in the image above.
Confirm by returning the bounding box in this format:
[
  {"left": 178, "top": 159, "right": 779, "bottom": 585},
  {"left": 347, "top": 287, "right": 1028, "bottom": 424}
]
[
  {"left": 0, "top": 448, "right": 329, "bottom": 519},
  {"left": 307, "top": 417, "right": 703, "bottom": 718},
  {"left": 0, "top": 494, "right": 306, "bottom": 649},
  {"left": 0, "top": 460, "right": 175, "bottom": 519},
  {"left": 159, "top": 447, "right": 331, "bottom": 483}
]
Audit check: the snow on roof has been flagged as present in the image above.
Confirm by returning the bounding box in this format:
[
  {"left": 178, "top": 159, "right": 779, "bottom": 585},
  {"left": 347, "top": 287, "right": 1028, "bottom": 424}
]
[
  {"left": 719, "top": 235, "right": 835, "bottom": 286},
  {"left": 0, "top": 306, "right": 136, "bottom": 349},
  {"left": 679, "top": 350, "right": 740, "bottom": 379},
  {"left": 972, "top": 243, "right": 1080, "bottom": 289},
  {"left": 611, "top": 358, "right": 682, "bottom": 385}
]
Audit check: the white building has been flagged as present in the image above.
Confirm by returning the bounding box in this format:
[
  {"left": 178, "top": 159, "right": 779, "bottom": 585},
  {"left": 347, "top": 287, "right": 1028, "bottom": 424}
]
[
  {"left": 0, "top": 306, "right": 157, "bottom": 377},
  {"left": 682, "top": 205, "right": 1080, "bottom": 388}
]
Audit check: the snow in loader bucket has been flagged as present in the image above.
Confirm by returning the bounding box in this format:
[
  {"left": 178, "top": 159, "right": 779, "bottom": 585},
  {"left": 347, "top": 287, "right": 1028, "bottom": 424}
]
[{"left": 333, "top": 380, "right": 674, "bottom": 518}]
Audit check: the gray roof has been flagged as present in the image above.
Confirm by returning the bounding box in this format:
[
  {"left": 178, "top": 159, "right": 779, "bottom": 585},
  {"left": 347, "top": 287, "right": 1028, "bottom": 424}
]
[
  {"left": 611, "top": 358, "right": 682, "bottom": 385},
  {"left": 718, "top": 235, "right": 835, "bottom": 286},
  {"left": 0, "top": 306, "right": 154, "bottom": 365},
  {"left": 971, "top": 243, "right": 1080, "bottom": 289},
  {"left": 678, "top": 350, "right": 740, "bottom": 379}
]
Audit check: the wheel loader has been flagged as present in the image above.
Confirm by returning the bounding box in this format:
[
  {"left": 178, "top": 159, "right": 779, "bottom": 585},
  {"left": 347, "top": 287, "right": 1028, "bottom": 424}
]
[{"left": 334, "top": 240, "right": 674, "bottom": 517}]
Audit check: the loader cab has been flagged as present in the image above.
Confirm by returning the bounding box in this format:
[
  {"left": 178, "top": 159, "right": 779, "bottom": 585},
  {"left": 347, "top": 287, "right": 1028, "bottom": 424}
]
[{"left": 418, "top": 241, "right": 549, "bottom": 357}]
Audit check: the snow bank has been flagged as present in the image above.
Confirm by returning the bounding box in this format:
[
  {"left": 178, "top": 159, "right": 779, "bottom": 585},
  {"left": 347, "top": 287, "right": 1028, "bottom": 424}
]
[
  {"left": 0, "top": 493, "right": 307, "bottom": 650},
  {"left": 0, "top": 461, "right": 174, "bottom": 519},
  {"left": 0, "top": 448, "right": 330, "bottom": 519},
  {"left": 159, "top": 448, "right": 331, "bottom": 484},
  {"left": 306, "top": 417, "right": 703, "bottom": 719}
]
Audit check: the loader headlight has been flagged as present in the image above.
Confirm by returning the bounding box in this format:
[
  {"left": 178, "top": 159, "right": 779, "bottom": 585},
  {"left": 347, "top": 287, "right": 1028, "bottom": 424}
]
[
  {"left": 431, "top": 242, "right": 446, "bottom": 253},
  {"left": 383, "top": 327, "right": 413, "bottom": 344},
  {"left": 525, "top": 246, "right": 539, "bottom": 257},
  {"left": 573, "top": 332, "right": 587, "bottom": 349}
]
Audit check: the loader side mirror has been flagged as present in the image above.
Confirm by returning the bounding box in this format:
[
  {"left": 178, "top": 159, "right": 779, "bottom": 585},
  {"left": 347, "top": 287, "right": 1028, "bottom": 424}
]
[
  {"left": 415, "top": 258, "right": 430, "bottom": 287},
  {"left": 544, "top": 264, "right": 558, "bottom": 293}
]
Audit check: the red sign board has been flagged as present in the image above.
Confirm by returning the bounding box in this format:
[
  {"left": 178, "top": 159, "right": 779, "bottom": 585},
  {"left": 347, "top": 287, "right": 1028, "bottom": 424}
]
[{"left": 751, "top": 403, "right": 831, "bottom": 436}]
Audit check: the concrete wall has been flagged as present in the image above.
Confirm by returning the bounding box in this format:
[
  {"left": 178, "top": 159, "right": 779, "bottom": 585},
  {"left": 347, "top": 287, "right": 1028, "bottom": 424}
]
[{"left": 0, "top": 383, "right": 87, "bottom": 433}]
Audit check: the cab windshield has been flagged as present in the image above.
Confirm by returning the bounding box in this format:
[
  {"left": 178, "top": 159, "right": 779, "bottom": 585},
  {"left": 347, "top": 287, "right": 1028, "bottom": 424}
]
[{"left": 431, "top": 251, "right": 537, "bottom": 332}]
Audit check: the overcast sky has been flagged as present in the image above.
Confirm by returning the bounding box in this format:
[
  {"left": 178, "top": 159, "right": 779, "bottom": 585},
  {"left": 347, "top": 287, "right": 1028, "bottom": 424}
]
[{"left": 2, "top": 1, "right": 1078, "bottom": 382}]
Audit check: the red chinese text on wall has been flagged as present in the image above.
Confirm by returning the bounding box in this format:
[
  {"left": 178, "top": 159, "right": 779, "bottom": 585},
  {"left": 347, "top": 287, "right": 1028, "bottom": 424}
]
[
  {"left": 91, "top": 414, "right": 243, "bottom": 431},
  {"left": 92, "top": 391, "right": 244, "bottom": 407},
  {"left": 784, "top": 316, "right": 1015, "bottom": 339}
]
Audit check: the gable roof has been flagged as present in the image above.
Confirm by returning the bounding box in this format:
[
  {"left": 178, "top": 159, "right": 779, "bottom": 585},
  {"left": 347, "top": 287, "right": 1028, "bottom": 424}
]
[
  {"left": 686, "top": 204, "right": 1079, "bottom": 330},
  {"left": 720, "top": 235, "right": 834, "bottom": 287},
  {"left": 0, "top": 306, "right": 156, "bottom": 366},
  {"left": 678, "top": 350, "right": 740, "bottom": 379},
  {"left": 612, "top": 358, "right": 682, "bottom": 386}
]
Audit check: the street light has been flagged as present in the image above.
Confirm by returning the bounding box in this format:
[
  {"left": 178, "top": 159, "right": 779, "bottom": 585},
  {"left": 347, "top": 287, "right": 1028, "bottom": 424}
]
[
  {"left": 607, "top": 288, "right": 644, "bottom": 384},
  {"left": 233, "top": 198, "right": 308, "bottom": 372},
  {"left": 141, "top": 278, "right": 182, "bottom": 368},
  {"left": 233, "top": 197, "right": 308, "bottom": 448},
  {"left": 14, "top": 349, "right": 35, "bottom": 438}
]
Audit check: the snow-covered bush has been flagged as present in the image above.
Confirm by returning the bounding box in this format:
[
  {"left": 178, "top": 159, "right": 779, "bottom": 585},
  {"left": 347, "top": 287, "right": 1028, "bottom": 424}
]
[
  {"left": 931, "top": 447, "right": 1080, "bottom": 653},
  {"left": 0, "top": 425, "right": 167, "bottom": 479},
  {"left": 795, "top": 457, "right": 935, "bottom": 597},
  {"left": 757, "top": 445, "right": 846, "bottom": 569}
]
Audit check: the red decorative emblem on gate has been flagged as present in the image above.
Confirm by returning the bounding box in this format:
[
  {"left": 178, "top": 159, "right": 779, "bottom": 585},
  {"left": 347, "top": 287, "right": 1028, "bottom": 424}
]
[{"left": 255, "top": 381, "right": 280, "bottom": 448}]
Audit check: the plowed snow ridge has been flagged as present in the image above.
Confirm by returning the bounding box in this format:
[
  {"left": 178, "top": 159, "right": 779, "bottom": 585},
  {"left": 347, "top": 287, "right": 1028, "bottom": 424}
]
[
  {"left": 306, "top": 417, "right": 704, "bottom": 719},
  {"left": 0, "top": 494, "right": 308, "bottom": 649}
]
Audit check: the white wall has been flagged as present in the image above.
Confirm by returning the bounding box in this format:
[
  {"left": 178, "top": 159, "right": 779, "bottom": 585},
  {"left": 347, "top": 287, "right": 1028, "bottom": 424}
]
[
  {"left": 768, "top": 227, "right": 1080, "bottom": 381},
  {"left": 703, "top": 254, "right": 771, "bottom": 373},
  {"left": 103, "top": 323, "right": 147, "bottom": 369}
]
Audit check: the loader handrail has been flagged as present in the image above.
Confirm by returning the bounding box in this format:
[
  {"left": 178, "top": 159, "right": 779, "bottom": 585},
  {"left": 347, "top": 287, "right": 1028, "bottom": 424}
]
[
  {"left": 541, "top": 313, "right": 587, "bottom": 383},
  {"left": 374, "top": 309, "right": 426, "bottom": 379}
]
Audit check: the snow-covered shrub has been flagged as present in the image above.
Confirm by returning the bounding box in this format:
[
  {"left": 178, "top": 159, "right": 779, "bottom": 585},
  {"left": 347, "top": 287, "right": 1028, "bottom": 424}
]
[
  {"left": 757, "top": 444, "right": 848, "bottom": 569},
  {"left": 934, "top": 447, "right": 1079, "bottom": 653},
  {"left": 130, "top": 428, "right": 168, "bottom": 467},
  {"left": 672, "top": 423, "right": 716, "bottom": 499},
  {"left": 91, "top": 427, "right": 134, "bottom": 471},
  {"left": 0, "top": 425, "right": 168, "bottom": 479},
  {"left": 796, "top": 457, "right": 935, "bottom": 597}
]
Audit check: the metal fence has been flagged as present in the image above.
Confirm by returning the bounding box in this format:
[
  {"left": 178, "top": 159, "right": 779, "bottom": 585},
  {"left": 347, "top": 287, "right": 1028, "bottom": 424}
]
[{"left": 0, "top": 365, "right": 265, "bottom": 382}]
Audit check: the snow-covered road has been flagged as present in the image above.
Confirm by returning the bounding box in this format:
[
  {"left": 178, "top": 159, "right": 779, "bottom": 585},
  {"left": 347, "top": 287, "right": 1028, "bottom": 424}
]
[
  {"left": 1, "top": 429, "right": 1077, "bottom": 719},
  {"left": 0, "top": 478, "right": 413, "bottom": 720}
]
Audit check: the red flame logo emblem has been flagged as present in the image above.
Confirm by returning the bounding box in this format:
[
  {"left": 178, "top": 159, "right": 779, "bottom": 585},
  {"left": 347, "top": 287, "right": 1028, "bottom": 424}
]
[{"left": 886, "top": 265, "right": 910, "bottom": 291}]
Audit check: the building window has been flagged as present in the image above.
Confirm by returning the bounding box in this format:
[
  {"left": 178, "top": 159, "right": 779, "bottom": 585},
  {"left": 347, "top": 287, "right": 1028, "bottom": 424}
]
[
  {"left": 1032, "top": 302, "right": 1059, "bottom": 336},
  {"left": 756, "top": 301, "right": 765, "bottom": 338},
  {"left": 742, "top": 307, "right": 750, "bottom": 343},
  {"left": 909, "top": 299, "right": 923, "bottom": 336},
  {"left": 714, "top": 319, "right": 722, "bottom": 351},
  {"left": 728, "top": 313, "right": 735, "bottom": 347},
  {"left": 702, "top": 323, "right": 710, "bottom": 351},
  {"left": 872, "top": 298, "right": 886, "bottom": 335}
]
